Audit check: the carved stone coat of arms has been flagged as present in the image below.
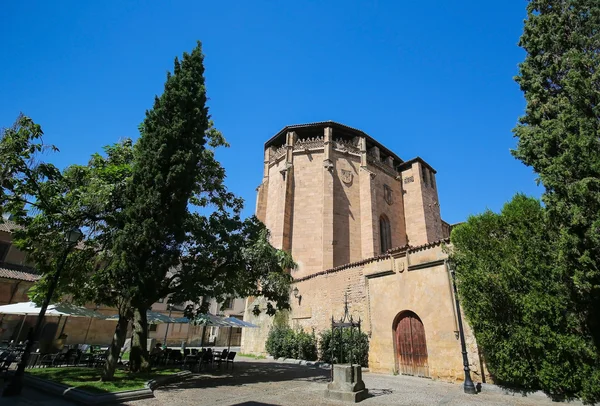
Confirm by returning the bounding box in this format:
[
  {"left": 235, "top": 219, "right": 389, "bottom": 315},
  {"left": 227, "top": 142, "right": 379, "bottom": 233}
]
[{"left": 341, "top": 169, "right": 353, "bottom": 185}]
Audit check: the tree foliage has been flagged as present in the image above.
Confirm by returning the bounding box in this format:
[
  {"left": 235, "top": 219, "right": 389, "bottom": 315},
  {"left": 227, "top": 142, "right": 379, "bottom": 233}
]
[
  {"left": 450, "top": 195, "right": 600, "bottom": 402},
  {"left": 319, "top": 328, "right": 369, "bottom": 367},
  {"left": 512, "top": 0, "right": 600, "bottom": 351},
  {"left": 265, "top": 326, "right": 318, "bottom": 361}
]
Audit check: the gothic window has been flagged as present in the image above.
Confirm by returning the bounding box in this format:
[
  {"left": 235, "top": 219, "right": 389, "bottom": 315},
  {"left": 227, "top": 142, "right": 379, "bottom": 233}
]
[
  {"left": 430, "top": 171, "right": 436, "bottom": 189},
  {"left": 421, "top": 165, "right": 428, "bottom": 187},
  {"left": 380, "top": 215, "right": 392, "bottom": 253},
  {"left": 383, "top": 184, "right": 393, "bottom": 205}
]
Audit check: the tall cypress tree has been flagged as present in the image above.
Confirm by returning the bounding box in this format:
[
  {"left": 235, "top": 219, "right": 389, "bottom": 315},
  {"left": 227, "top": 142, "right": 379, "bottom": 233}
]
[
  {"left": 113, "top": 41, "right": 216, "bottom": 371},
  {"left": 512, "top": 0, "right": 600, "bottom": 360}
]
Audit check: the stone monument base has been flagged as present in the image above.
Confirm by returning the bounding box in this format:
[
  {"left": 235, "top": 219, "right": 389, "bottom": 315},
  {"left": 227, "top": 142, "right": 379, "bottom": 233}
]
[{"left": 324, "top": 364, "right": 368, "bottom": 403}]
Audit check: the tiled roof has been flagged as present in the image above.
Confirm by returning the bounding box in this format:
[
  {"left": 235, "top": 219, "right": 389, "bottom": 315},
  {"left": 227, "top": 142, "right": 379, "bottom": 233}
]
[
  {"left": 0, "top": 219, "right": 20, "bottom": 233},
  {"left": 265, "top": 121, "right": 404, "bottom": 164},
  {"left": 0, "top": 262, "right": 40, "bottom": 282}
]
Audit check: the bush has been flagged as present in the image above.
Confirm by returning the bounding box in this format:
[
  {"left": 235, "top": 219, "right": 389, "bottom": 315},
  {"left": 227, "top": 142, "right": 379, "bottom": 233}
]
[
  {"left": 320, "top": 328, "right": 369, "bottom": 367},
  {"left": 265, "top": 326, "right": 318, "bottom": 361},
  {"left": 451, "top": 195, "right": 600, "bottom": 402}
]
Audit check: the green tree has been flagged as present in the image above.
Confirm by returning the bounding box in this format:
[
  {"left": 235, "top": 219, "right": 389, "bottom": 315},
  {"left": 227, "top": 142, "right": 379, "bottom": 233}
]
[
  {"left": 107, "top": 41, "right": 218, "bottom": 371},
  {"left": 512, "top": 0, "right": 600, "bottom": 354},
  {"left": 106, "top": 41, "right": 294, "bottom": 371},
  {"left": 0, "top": 115, "right": 94, "bottom": 393},
  {"left": 450, "top": 195, "right": 599, "bottom": 402}
]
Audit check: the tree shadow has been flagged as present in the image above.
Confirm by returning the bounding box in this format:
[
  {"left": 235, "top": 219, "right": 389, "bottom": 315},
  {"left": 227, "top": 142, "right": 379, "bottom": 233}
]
[{"left": 159, "top": 360, "right": 329, "bottom": 392}]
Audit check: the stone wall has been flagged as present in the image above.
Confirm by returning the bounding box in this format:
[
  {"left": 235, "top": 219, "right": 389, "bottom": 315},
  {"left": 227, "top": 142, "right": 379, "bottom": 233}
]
[
  {"left": 332, "top": 152, "right": 362, "bottom": 266},
  {"left": 244, "top": 242, "right": 488, "bottom": 383},
  {"left": 289, "top": 151, "right": 325, "bottom": 278}
]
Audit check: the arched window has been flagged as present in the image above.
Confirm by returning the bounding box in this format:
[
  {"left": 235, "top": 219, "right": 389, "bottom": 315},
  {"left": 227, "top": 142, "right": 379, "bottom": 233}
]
[{"left": 380, "top": 215, "right": 392, "bottom": 253}]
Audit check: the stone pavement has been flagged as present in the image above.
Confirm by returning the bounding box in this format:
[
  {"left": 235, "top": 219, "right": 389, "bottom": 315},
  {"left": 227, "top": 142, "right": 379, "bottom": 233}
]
[
  {"left": 128, "top": 357, "right": 581, "bottom": 406},
  {"left": 0, "top": 357, "right": 584, "bottom": 406}
]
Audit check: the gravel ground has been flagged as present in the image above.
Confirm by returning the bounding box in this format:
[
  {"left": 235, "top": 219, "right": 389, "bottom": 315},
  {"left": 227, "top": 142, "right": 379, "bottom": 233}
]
[{"left": 126, "top": 357, "right": 582, "bottom": 406}]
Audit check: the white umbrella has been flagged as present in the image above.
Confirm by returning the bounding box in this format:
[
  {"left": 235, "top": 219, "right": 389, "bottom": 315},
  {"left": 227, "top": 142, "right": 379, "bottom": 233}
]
[
  {"left": 0, "top": 301, "right": 65, "bottom": 316},
  {"left": 0, "top": 301, "right": 106, "bottom": 344}
]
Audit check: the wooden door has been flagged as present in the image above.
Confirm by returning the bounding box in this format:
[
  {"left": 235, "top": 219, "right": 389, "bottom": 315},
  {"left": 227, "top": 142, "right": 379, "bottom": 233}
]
[{"left": 395, "top": 312, "right": 429, "bottom": 377}]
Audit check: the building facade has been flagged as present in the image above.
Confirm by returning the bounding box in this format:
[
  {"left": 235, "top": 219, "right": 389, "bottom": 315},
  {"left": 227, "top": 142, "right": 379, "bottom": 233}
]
[{"left": 242, "top": 121, "right": 487, "bottom": 383}]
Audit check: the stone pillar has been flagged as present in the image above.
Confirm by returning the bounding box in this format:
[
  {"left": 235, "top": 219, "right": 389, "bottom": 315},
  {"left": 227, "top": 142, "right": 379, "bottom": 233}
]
[
  {"left": 255, "top": 148, "right": 271, "bottom": 223},
  {"left": 322, "top": 126, "right": 334, "bottom": 270},
  {"left": 359, "top": 137, "right": 377, "bottom": 258},
  {"left": 279, "top": 131, "right": 296, "bottom": 252},
  {"left": 324, "top": 364, "right": 368, "bottom": 402}
]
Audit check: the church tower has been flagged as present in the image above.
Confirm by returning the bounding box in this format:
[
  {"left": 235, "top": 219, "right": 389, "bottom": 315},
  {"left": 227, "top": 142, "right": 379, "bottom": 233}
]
[
  {"left": 254, "top": 121, "right": 444, "bottom": 279},
  {"left": 242, "top": 121, "right": 449, "bottom": 354}
]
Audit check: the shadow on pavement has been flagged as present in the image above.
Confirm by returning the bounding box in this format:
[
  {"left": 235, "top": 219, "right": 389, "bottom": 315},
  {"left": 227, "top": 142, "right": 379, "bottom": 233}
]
[{"left": 160, "top": 360, "right": 329, "bottom": 391}]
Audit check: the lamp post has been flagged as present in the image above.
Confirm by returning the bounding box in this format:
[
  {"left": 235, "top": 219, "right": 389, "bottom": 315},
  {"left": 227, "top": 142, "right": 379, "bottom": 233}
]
[
  {"left": 163, "top": 304, "right": 173, "bottom": 347},
  {"left": 3, "top": 227, "right": 82, "bottom": 397},
  {"left": 448, "top": 262, "right": 477, "bottom": 394}
]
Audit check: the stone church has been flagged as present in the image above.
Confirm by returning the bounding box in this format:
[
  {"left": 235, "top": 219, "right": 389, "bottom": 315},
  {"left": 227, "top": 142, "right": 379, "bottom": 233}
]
[{"left": 241, "top": 121, "right": 486, "bottom": 382}]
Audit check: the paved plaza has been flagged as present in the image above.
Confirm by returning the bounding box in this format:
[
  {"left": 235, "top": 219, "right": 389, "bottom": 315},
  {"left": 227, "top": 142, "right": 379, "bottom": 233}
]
[{"left": 0, "top": 357, "right": 583, "bottom": 406}]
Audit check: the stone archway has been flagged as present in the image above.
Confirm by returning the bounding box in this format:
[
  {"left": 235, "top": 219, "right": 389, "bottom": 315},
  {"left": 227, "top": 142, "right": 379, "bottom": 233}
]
[{"left": 393, "top": 311, "right": 429, "bottom": 377}]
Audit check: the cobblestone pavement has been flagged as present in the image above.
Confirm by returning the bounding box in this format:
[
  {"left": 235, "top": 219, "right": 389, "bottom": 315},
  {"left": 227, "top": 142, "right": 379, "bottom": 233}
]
[
  {"left": 126, "top": 358, "right": 581, "bottom": 406},
  {"left": 0, "top": 357, "right": 583, "bottom": 406}
]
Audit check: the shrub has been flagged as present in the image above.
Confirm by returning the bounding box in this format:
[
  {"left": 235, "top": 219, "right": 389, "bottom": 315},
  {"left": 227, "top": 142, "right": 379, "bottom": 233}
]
[
  {"left": 451, "top": 195, "right": 600, "bottom": 402},
  {"left": 320, "top": 328, "right": 369, "bottom": 367},
  {"left": 265, "top": 326, "right": 318, "bottom": 361}
]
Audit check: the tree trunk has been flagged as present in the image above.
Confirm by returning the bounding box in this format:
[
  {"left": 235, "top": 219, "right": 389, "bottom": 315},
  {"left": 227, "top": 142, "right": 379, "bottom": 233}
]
[
  {"left": 102, "top": 314, "right": 129, "bottom": 381},
  {"left": 130, "top": 306, "right": 150, "bottom": 372}
]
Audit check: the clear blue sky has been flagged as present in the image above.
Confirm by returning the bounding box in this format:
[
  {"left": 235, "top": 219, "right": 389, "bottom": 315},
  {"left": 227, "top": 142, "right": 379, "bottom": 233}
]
[{"left": 0, "top": 1, "right": 540, "bottom": 224}]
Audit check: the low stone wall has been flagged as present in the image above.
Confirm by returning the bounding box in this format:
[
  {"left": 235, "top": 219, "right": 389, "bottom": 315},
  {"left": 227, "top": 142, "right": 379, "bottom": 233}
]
[{"left": 24, "top": 370, "right": 191, "bottom": 405}]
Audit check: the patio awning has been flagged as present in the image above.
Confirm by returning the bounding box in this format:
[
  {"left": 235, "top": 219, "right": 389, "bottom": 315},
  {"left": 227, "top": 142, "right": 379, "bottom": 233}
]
[
  {"left": 106, "top": 310, "right": 180, "bottom": 324},
  {"left": 189, "top": 313, "right": 239, "bottom": 327},
  {"left": 224, "top": 317, "right": 258, "bottom": 328},
  {"left": 0, "top": 301, "right": 106, "bottom": 318}
]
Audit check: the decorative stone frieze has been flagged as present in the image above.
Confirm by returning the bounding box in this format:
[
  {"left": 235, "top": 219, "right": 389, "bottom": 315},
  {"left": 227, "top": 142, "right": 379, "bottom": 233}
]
[
  {"left": 294, "top": 136, "right": 324, "bottom": 151},
  {"left": 333, "top": 138, "right": 360, "bottom": 155}
]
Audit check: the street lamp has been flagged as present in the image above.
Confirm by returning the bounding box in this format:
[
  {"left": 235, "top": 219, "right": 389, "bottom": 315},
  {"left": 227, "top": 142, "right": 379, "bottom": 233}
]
[
  {"left": 448, "top": 261, "right": 477, "bottom": 394},
  {"left": 292, "top": 286, "right": 301, "bottom": 304},
  {"left": 3, "top": 227, "right": 82, "bottom": 397}
]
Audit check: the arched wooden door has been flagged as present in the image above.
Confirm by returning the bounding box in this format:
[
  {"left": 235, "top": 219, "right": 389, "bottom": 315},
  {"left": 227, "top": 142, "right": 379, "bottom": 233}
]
[{"left": 394, "top": 311, "right": 429, "bottom": 377}]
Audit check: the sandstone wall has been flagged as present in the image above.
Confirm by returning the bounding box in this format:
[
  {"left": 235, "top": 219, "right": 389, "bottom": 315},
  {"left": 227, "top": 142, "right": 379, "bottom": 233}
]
[
  {"left": 332, "top": 152, "right": 362, "bottom": 265},
  {"left": 247, "top": 243, "right": 487, "bottom": 383},
  {"left": 289, "top": 152, "right": 324, "bottom": 278}
]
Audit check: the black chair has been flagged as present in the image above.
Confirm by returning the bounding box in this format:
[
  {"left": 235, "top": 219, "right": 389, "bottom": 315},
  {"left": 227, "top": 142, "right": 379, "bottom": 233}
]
[
  {"left": 214, "top": 349, "right": 228, "bottom": 368},
  {"left": 199, "top": 349, "right": 213, "bottom": 370},
  {"left": 39, "top": 346, "right": 69, "bottom": 368},
  {"left": 0, "top": 353, "right": 17, "bottom": 378},
  {"left": 226, "top": 351, "right": 236, "bottom": 369}
]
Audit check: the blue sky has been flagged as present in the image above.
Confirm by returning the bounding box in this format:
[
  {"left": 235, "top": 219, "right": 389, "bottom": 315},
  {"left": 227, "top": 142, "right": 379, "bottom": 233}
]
[{"left": 0, "top": 1, "right": 540, "bottom": 224}]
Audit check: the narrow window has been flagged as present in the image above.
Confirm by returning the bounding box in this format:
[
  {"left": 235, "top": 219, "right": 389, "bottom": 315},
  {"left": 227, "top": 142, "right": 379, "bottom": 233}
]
[
  {"left": 380, "top": 215, "right": 392, "bottom": 253},
  {"left": 421, "top": 165, "right": 428, "bottom": 186},
  {"left": 0, "top": 242, "right": 10, "bottom": 262}
]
